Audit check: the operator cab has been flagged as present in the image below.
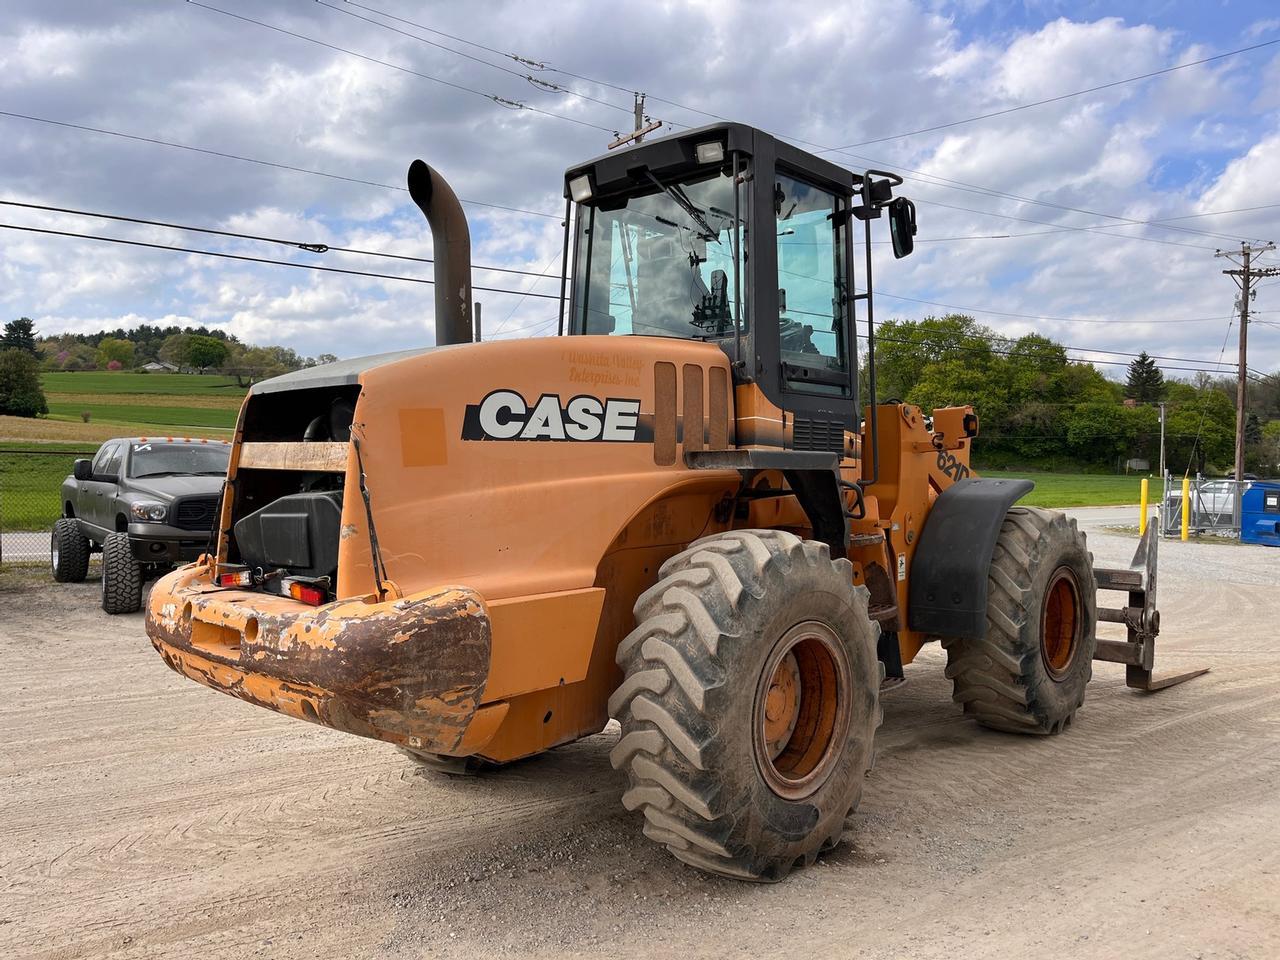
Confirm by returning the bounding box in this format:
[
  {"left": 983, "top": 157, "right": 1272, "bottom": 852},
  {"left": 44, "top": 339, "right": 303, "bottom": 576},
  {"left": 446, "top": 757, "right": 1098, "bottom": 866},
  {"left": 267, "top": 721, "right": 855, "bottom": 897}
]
[{"left": 562, "top": 122, "right": 915, "bottom": 443}]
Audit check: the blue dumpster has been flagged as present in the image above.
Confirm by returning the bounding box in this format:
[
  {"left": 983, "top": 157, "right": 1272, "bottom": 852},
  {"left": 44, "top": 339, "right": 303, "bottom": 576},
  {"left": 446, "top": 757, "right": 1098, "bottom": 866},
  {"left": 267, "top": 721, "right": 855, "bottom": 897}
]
[{"left": 1241, "top": 481, "right": 1280, "bottom": 547}]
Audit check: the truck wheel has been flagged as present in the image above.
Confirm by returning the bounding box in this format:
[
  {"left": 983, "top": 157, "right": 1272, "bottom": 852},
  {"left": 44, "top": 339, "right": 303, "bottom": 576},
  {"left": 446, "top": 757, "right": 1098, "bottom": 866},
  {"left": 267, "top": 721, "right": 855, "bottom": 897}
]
[
  {"left": 942, "top": 507, "right": 1097, "bottom": 735},
  {"left": 51, "top": 518, "right": 90, "bottom": 583},
  {"left": 610, "top": 530, "right": 881, "bottom": 881},
  {"left": 101, "top": 533, "right": 144, "bottom": 614}
]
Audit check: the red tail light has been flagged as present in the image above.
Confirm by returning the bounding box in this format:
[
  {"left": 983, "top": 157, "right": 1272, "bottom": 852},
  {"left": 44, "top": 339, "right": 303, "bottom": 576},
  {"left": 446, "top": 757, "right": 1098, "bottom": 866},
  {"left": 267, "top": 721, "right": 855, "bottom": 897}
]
[
  {"left": 284, "top": 578, "right": 328, "bottom": 606},
  {"left": 217, "top": 565, "right": 253, "bottom": 588}
]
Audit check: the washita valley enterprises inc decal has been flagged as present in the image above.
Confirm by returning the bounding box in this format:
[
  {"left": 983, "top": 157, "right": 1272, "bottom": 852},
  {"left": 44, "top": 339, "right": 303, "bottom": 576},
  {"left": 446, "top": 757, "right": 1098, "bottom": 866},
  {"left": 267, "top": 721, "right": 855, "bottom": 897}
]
[{"left": 461, "top": 390, "right": 646, "bottom": 442}]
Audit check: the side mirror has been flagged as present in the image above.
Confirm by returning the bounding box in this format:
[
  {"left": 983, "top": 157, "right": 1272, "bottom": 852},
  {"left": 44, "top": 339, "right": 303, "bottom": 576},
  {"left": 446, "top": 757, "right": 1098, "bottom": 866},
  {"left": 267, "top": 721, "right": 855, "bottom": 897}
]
[
  {"left": 888, "top": 196, "right": 917, "bottom": 259},
  {"left": 72, "top": 459, "right": 92, "bottom": 482}
]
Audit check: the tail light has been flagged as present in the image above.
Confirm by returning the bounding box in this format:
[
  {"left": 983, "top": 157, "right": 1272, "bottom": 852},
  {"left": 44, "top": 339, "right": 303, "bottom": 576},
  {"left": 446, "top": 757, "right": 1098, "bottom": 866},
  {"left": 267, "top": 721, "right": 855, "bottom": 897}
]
[
  {"left": 284, "top": 577, "right": 329, "bottom": 606},
  {"left": 217, "top": 565, "right": 253, "bottom": 588}
]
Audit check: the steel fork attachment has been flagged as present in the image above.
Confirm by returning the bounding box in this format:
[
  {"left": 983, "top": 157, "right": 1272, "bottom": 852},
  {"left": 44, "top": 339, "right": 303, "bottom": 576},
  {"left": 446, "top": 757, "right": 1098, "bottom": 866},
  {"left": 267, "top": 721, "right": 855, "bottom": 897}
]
[{"left": 1092, "top": 513, "right": 1208, "bottom": 691}]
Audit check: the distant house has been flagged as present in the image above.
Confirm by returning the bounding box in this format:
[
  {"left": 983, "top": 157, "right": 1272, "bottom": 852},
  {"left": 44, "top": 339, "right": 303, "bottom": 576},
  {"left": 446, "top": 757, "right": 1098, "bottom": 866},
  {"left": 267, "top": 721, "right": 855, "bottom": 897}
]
[{"left": 139, "top": 360, "right": 179, "bottom": 372}]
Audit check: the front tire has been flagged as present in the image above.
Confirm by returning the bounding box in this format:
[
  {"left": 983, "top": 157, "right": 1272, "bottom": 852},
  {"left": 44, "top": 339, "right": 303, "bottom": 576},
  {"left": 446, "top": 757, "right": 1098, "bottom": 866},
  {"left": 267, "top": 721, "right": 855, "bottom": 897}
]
[
  {"left": 101, "top": 533, "right": 144, "bottom": 614},
  {"left": 942, "top": 507, "right": 1097, "bottom": 735},
  {"left": 610, "top": 530, "right": 881, "bottom": 881},
  {"left": 51, "top": 518, "right": 90, "bottom": 582}
]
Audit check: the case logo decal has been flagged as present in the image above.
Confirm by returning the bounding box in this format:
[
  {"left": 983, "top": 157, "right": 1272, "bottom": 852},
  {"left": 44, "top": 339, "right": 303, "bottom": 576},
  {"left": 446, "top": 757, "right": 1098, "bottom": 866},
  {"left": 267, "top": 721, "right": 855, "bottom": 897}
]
[{"left": 462, "top": 390, "right": 644, "bottom": 442}]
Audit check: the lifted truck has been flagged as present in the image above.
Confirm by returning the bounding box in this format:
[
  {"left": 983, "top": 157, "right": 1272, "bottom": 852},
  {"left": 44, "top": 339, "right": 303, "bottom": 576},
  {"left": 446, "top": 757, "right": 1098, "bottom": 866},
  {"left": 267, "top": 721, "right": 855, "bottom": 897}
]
[{"left": 53, "top": 437, "right": 231, "bottom": 613}]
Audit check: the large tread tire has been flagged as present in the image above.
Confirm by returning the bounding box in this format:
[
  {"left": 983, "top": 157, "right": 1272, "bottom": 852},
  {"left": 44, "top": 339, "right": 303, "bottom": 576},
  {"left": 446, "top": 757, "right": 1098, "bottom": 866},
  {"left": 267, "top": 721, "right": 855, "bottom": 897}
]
[
  {"left": 610, "top": 529, "right": 881, "bottom": 882},
  {"left": 942, "top": 506, "right": 1097, "bottom": 735},
  {"left": 51, "top": 518, "right": 90, "bottom": 583},
  {"left": 101, "top": 533, "right": 144, "bottom": 615}
]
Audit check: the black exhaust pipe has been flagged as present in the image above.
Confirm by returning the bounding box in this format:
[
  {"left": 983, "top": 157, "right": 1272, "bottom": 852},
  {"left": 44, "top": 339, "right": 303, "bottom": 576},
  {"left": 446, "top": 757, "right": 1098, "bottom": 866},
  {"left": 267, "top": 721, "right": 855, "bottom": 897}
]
[{"left": 407, "top": 159, "right": 472, "bottom": 346}]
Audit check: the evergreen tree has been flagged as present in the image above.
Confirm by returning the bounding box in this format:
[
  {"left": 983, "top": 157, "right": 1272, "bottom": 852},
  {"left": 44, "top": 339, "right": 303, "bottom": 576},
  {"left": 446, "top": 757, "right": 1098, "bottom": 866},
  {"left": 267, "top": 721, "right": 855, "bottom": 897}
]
[
  {"left": 0, "top": 348, "right": 48, "bottom": 417},
  {"left": 2, "top": 317, "right": 38, "bottom": 356},
  {"left": 1245, "top": 412, "right": 1262, "bottom": 446},
  {"left": 1124, "top": 351, "right": 1165, "bottom": 402}
]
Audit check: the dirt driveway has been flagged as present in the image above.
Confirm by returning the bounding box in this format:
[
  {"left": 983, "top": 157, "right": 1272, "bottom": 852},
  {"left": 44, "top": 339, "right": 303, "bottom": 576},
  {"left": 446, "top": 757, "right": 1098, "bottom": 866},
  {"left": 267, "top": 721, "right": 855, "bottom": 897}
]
[{"left": 2, "top": 508, "right": 1278, "bottom": 959}]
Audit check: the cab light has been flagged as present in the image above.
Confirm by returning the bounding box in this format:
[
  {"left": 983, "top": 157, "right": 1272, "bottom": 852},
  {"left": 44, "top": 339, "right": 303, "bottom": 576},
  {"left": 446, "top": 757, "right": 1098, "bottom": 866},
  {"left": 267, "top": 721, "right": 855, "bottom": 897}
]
[
  {"left": 217, "top": 565, "right": 253, "bottom": 588},
  {"left": 568, "top": 174, "right": 593, "bottom": 202},
  {"left": 695, "top": 140, "right": 724, "bottom": 164},
  {"left": 284, "top": 577, "right": 329, "bottom": 606}
]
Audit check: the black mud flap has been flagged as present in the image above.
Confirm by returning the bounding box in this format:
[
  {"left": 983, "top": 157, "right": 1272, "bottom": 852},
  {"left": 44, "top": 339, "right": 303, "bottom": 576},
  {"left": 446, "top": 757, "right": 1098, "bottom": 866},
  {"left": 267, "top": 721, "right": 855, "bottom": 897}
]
[
  {"left": 1093, "top": 514, "right": 1208, "bottom": 691},
  {"left": 907, "top": 477, "right": 1033, "bottom": 638}
]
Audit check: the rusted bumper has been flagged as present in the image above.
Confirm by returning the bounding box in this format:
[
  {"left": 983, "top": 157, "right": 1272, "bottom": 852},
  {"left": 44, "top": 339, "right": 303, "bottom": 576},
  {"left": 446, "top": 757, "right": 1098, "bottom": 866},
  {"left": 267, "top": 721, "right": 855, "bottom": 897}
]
[{"left": 145, "top": 561, "right": 495, "bottom": 754}]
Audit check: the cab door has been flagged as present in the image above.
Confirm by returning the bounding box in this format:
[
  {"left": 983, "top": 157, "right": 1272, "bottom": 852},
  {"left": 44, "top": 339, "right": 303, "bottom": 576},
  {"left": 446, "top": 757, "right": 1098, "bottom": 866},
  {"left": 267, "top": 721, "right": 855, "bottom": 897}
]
[
  {"left": 84, "top": 441, "right": 122, "bottom": 536},
  {"left": 748, "top": 158, "right": 859, "bottom": 453}
]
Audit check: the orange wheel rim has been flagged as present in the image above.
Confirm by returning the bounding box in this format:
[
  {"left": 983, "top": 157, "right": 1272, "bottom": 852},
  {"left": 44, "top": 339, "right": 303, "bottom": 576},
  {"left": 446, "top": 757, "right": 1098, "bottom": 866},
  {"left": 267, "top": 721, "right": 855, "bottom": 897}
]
[
  {"left": 753, "top": 621, "right": 851, "bottom": 800},
  {"left": 1041, "top": 567, "right": 1082, "bottom": 680}
]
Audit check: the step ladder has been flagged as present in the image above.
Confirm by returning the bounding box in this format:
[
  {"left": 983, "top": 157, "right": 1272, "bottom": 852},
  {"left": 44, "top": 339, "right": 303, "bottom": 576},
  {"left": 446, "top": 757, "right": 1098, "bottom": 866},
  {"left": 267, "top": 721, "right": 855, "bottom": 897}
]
[{"left": 1092, "top": 512, "right": 1208, "bottom": 691}]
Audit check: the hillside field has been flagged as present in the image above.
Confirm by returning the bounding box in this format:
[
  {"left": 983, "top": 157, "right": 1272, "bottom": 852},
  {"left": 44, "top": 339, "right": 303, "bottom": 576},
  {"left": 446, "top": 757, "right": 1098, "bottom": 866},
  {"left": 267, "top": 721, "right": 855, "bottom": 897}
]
[{"left": 3, "top": 372, "right": 243, "bottom": 442}]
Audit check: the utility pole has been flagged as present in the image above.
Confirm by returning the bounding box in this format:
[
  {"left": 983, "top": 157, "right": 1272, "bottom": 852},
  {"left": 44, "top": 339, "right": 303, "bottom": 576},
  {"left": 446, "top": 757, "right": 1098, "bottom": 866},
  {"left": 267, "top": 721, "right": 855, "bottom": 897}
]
[
  {"left": 1158, "top": 400, "right": 1166, "bottom": 536},
  {"left": 1216, "top": 241, "right": 1278, "bottom": 486},
  {"left": 607, "top": 93, "right": 662, "bottom": 150},
  {"left": 633, "top": 93, "right": 646, "bottom": 142}
]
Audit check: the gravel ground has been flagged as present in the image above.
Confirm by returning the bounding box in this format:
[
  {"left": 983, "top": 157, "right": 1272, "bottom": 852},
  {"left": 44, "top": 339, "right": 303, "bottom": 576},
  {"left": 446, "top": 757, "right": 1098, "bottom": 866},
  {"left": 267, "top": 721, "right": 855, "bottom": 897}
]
[{"left": 1, "top": 506, "right": 1277, "bottom": 959}]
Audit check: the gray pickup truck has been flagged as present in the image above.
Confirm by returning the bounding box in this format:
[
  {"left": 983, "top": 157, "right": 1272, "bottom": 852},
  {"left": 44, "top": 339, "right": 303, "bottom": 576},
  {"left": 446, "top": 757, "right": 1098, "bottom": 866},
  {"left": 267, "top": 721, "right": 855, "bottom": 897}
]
[{"left": 52, "top": 437, "right": 231, "bottom": 613}]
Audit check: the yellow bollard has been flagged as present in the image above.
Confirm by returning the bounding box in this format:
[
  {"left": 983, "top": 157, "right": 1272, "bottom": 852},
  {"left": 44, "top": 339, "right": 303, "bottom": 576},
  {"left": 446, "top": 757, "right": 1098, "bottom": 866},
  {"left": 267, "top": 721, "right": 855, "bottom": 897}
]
[
  {"left": 1181, "top": 476, "right": 1191, "bottom": 541},
  {"left": 1139, "top": 478, "right": 1149, "bottom": 535}
]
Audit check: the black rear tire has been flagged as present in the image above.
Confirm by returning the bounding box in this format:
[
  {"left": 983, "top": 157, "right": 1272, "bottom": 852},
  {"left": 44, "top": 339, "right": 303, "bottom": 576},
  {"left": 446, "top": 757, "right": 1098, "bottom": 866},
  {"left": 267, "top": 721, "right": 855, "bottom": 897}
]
[
  {"left": 101, "top": 533, "right": 144, "bottom": 614},
  {"left": 610, "top": 529, "right": 881, "bottom": 881},
  {"left": 942, "top": 506, "right": 1097, "bottom": 735},
  {"left": 51, "top": 518, "right": 90, "bottom": 583}
]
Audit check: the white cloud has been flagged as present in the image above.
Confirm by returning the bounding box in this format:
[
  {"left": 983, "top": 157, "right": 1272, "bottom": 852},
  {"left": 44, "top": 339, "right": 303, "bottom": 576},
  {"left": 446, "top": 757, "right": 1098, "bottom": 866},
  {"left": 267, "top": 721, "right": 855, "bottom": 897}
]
[{"left": 0, "top": 1, "right": 1276, "bottom": 375}]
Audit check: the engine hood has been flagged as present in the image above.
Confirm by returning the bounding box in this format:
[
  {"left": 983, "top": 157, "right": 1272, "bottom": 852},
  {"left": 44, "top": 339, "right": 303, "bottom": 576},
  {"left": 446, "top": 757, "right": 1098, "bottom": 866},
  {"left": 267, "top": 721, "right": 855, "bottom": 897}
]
[{"left": 128, "top": 474, "right": 224, "bottom": 501}]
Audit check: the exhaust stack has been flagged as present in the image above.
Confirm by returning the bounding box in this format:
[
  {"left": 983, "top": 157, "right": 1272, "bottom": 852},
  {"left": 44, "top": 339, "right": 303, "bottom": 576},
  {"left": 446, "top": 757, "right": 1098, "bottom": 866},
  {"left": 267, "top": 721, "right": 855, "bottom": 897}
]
[{"left": 407, "top": 159, "right": 472, "bottom": 346}]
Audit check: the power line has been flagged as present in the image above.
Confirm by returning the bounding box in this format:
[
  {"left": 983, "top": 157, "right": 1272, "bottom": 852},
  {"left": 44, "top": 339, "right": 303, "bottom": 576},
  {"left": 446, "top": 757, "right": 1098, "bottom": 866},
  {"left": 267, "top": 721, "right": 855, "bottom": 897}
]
[
  {"left": 362, "top": 17, "right": 1261, "bottom": 247},
  {"left": 0, "top": 109, "right": 560, "bottom": 219},
  {"left": 0, "top": 198, "right": 560, "bottom": 280},
  {"left": 0, "top": 222, "right": 562, "bottom": 299},
  {"left": 824, "top": 36, "right": 1280, "bottom": 149},
  {"left": 858, "top": 329, "right": 1235, "bottom": 376},
  {"left": 338, "top": 0, "right": 718, "bottom": 125},
  {"left": 870, "top": 288, "right": 1226, "bottom": 325},
  {"left": 313, "top": 0, "right": 635, "bottom": 119},
  {"left": 187, "top": 2, "right": 615, "bottom": 133}
]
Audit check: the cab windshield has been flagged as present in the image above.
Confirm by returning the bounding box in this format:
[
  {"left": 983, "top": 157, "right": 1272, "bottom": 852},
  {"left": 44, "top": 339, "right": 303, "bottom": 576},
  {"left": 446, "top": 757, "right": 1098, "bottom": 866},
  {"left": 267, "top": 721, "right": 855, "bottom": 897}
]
[
  {"left": 571, "top": 168, "right": 742, "bottom": 340},
  {"left": 128, "top": 442, "right": 230, "bottom": 478}
]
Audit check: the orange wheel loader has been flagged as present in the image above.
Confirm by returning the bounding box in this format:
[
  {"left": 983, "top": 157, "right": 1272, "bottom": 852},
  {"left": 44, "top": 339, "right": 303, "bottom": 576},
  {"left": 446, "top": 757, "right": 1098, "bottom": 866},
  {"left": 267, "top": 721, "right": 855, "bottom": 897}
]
[{"left": 145, "top": 123, "right": 1200, "bottom": 881}]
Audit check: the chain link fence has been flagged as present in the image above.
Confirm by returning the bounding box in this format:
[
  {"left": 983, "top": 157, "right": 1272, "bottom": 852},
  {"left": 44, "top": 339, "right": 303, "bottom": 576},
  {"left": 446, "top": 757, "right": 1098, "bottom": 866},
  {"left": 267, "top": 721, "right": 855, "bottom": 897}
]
[
  {"left": 1160, "top": 473, "right": 1248, "bottom": 537},
  {"left": 0, "top": 449, "right": 96, "bottom": 566}
]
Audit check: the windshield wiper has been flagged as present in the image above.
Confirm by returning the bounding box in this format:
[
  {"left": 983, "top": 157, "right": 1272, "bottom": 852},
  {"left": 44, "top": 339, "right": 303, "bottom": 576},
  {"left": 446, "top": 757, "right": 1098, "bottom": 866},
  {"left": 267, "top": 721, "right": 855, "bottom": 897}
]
[{"left": 642, "top": 171, "right": 719, "bottom": 242}]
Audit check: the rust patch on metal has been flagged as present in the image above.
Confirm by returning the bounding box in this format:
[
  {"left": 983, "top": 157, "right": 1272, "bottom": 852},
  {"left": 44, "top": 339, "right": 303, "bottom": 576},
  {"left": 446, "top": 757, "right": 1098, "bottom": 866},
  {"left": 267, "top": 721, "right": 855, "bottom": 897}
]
[{"left": 146, "top": 563, "right": 492, "bottom": 754}]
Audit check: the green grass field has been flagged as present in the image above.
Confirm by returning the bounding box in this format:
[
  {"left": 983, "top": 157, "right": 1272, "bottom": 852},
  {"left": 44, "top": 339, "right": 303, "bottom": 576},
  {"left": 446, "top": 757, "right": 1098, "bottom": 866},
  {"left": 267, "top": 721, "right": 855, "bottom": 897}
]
[
  {"left": 45, "top": 401, "right": 237, "bottom": 430},
  {"left": 41, "top": 372, "right": 244, "bottom": 396},
  {"left": 980, "top": 469, "right": 1149, "bottom": 507},
  {"left": 14, "top": 371, "right": 243, "bottom": 439},
  {"left": 0, "top": 445, "right": 96, "bottom": 531}
]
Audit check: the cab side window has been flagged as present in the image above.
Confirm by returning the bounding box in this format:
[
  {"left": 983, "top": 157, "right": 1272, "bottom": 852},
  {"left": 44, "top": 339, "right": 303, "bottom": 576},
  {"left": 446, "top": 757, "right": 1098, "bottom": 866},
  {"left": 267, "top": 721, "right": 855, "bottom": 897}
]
[
  {"left": 102, "top": 443, "right": 123, "bottom": 480},
  {"left": 775, "top": 171, "right": 851, "bottom": 397},
  {"left": 90, "top": 442, "right": 116, "bottom": 478}
]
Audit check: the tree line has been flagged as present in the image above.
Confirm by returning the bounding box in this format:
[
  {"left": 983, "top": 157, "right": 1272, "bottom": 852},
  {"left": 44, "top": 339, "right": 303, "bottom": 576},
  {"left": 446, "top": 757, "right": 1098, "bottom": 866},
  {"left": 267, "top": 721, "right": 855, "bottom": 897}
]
[
  {"left": 4, "top": 313, "right": 1278, "bottom": 475},
  {"left": 2, "top": 317, "right": 337, "bottom": 385},
  {"left": 870, "top": 314, "right": 1280, "bottom": 476}
]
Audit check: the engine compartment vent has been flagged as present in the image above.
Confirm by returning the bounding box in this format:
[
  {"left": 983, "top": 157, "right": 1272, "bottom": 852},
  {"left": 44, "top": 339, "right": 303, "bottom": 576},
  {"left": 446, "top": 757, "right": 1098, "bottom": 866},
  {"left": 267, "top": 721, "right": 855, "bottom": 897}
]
[{"left": 792, "top": 417, "right": 846, "bottom": 453}]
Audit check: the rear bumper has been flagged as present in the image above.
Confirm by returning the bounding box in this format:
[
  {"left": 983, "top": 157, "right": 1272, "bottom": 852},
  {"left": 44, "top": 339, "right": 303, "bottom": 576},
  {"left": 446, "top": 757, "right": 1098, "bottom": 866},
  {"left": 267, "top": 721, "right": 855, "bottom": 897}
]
[{"left": 145, "top": 562, "right": 496, "bottom": 754}]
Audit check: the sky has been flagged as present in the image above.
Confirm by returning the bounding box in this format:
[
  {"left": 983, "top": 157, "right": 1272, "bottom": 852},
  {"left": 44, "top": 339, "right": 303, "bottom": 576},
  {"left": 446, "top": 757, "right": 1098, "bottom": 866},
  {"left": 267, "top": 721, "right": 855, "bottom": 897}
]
[{"left": 2, "top": 0, "right": 1280, "bottom": 381}]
